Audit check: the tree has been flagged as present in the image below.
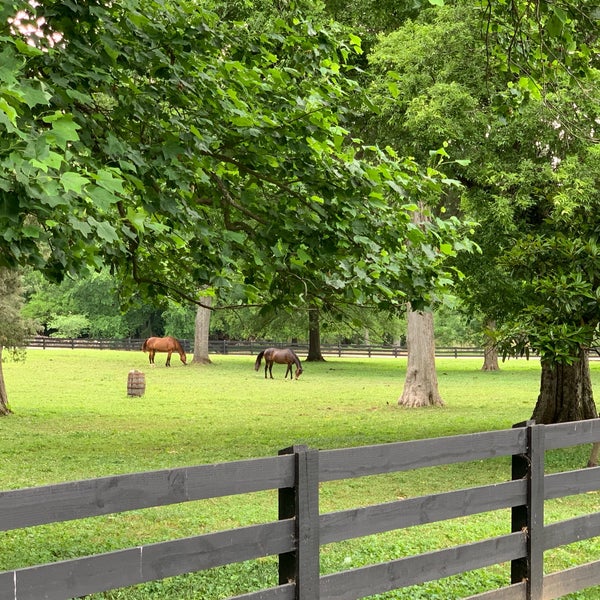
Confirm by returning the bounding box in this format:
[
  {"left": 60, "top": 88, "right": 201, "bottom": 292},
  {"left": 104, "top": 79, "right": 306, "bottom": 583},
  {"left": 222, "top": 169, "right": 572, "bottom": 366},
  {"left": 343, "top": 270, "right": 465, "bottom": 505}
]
[
  {"left": 3, "top": 0, "right": 465, "bottom": 317},
  {"left": 495, "top": 143, "right": 600, "bottom": 424},
  {"left": 193, "top": 295, "right": 213, "bottom": 365},
  {"left": 399, "top": 307, "right": 443, "bottom": 407},
  {"left": 0, "top": 269, "right": 34, "bottom": 415},
  {"left": 365, "top": 5, "right": 484, "bottom": 406},
  {"left": 306, "top": 304, "right": 325, "bottom": 362}
]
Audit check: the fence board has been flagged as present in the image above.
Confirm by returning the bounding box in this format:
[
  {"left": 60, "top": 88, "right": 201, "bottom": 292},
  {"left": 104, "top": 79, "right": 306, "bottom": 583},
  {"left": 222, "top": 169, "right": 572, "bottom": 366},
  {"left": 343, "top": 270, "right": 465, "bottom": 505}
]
[
  {"left": 543, "top": 560, "right": 600, "bottom": 599},
  {"left": 544, "top": 467, "right": 600, "bottom": 500},
  {"left": 544, "top": 420, "right": 600, "bottom": 450},
  {"left": 0, "top": 456, "right": 294, "bottom": 531},
  {"left": 0, "top": 572, "right": 13, "bottom": 600},
  {"left": 320, "top": 480, "right": 526, "bottom": 545},
  {"left": 7, "top": 521, "right": 294, "bottom": 600},
  {"left": 319, "top": 428, "right": 525, "bottom": 481},
  {"left": 233, "top": 585, "right": 295, "bottom": 600},
  {"left": 544, "top": 512, "right": 600, "bottom": 550},
  {"left": 465, "top": 582, "right": 527, "bottom": 599},
  {"left": 319, "top": 533, "right": 527, "bottom": 600}
]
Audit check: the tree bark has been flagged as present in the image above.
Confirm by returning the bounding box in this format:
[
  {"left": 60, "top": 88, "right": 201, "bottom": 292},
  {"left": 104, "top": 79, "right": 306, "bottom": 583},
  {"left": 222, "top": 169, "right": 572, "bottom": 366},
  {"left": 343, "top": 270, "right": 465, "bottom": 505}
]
[
  {"left": 398, "top": 307, "right": 444, "bottom": 407},
  {"left": 192, "top": 296, "right": 212, "bottom": 364},
  {"left": 306, "top": 305, "right": 325, "bottom": 361},
  {"left": 0, "top": 346, "right": 12, "bottom": 416},
  {"left": 531, "top": 348, "right": 598, "bottom": 424},
  {"left": 481, "top": 320, "right": 500, "bottom": 371}
]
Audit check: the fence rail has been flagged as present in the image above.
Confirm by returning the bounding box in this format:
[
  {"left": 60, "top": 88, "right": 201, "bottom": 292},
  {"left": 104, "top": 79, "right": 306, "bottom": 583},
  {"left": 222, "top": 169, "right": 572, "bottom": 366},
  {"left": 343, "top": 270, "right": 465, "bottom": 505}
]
[{"left": 1, "top": 420, "right": 600, "bottom": 599}]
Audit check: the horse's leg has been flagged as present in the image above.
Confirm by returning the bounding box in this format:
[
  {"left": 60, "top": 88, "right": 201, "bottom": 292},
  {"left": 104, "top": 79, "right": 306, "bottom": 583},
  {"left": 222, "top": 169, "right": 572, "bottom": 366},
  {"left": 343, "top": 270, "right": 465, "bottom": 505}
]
[
  {"left": 166, "top": 351, "right": 172, "bottom": 367},
  {"left": 285, "top": 363, "right": 292, "bottom": 379},
  {"left": 149, "top": 350, "right": 155, "bottom": 366},
  {"left": 268, "top": 362, "right": 274, "bottom": 379},
  {"left": 264, "top": 362, "right": 268, "bottom": 379}
]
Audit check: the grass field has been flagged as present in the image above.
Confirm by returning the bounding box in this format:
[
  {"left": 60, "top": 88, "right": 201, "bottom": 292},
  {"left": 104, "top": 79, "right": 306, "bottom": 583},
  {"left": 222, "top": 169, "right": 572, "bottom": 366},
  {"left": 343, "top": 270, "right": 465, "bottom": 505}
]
[{"left": 1, "top": 349, "right": 599, "bottom": 599}]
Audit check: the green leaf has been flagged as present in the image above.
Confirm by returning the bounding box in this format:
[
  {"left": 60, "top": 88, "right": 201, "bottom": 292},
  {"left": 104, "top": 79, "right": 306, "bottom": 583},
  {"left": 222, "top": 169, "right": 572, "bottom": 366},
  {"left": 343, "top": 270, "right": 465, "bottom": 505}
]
[
  {"left": 47, "top": 116, "right": 81, "bottom": 149},
  {"left": 88, "top": 185, "right": 118, "bottom": 211},
  {"left": 88, "top": 217, "right": 119, "bottom": 243},
  {"left": 60, "top": 172, "right": 89, "bottom": 194},
  {"left": 94, "top": 169, "right": 124, "bottom": 194}
]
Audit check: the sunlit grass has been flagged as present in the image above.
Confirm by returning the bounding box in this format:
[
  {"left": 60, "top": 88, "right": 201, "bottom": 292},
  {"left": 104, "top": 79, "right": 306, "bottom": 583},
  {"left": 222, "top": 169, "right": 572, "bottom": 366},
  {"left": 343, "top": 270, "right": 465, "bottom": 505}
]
[{"left": 1, "top": 350, "right": 599, "bottom": 598}]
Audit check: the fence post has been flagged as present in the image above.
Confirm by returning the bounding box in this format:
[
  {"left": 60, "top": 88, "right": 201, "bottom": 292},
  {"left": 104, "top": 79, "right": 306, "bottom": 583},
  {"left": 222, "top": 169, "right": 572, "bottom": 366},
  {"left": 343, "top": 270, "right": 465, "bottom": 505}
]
[
  {"left": 511, "top": 420, "right": 545, "bottom": 600},
  {"left": 278, "top": 445, "right": 320, "bottom": 599}
]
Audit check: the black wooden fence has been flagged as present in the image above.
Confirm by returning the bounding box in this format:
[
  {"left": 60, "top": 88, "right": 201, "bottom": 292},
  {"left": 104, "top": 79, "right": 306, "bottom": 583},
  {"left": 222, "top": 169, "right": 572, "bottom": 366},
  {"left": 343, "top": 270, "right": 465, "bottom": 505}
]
[
  {"left": 24, "top": 336, "right": 486, "bottom": 358},
  {"left": 2, "top": 419, "right": 600, "bottom": 599}
]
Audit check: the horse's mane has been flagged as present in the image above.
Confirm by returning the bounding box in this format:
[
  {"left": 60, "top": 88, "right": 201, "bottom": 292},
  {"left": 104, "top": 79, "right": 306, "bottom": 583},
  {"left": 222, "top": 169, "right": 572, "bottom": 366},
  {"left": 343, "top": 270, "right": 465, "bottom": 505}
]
[{"left": 292, "top": 351, "right": 302, "bottom": 370}]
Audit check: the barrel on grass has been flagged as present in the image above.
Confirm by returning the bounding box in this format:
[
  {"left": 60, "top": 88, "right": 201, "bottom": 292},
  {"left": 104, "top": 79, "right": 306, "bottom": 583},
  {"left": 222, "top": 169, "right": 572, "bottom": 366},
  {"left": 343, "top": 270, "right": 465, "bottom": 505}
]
[{"left": 127, "top": 370, "right": 145, "bottom": 396}]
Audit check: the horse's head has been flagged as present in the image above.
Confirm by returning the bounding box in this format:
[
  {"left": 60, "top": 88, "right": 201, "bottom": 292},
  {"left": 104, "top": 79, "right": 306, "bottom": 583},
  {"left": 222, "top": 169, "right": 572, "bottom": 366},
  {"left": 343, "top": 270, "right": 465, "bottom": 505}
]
[{"left": 295, "top": 366, "right": 303, "bottom": 380}]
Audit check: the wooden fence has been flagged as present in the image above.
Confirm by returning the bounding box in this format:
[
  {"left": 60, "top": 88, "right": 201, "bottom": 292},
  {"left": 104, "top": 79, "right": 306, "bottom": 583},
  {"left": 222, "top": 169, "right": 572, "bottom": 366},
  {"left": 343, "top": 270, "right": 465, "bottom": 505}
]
[
  {"left": 24, "top": 336, "right": 486, "bottom": 358},
  {"left": 2, "top": 419, "right": 600, "bottom": 599}
]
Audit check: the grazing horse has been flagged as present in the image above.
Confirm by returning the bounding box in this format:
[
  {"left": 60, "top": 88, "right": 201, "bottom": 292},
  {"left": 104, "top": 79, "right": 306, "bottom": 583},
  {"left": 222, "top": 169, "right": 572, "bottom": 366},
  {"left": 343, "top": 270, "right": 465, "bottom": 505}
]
[
  {"left": 142, "top": 336, "right": 187, "bottom": 367},
  {"left": 254, "top": 348, "right": 303, "bottom": 380}
]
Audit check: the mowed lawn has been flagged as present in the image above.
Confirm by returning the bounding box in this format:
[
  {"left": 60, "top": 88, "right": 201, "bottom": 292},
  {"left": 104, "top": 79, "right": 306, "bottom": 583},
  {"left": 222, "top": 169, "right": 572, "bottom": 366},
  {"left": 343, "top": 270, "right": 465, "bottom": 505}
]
[{"left": 1, "top": 349, "right": 599, "bottom": 599}]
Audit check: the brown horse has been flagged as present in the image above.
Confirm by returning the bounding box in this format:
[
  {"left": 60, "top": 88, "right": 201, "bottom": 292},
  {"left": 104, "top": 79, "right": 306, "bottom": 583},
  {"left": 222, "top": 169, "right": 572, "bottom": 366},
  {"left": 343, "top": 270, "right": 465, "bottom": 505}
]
[
  {"left": 254, "top": 348, "right": 303, "bottom": 380},
  {"left": 142, "top": 336, "right": 187, "bottom": 367}
]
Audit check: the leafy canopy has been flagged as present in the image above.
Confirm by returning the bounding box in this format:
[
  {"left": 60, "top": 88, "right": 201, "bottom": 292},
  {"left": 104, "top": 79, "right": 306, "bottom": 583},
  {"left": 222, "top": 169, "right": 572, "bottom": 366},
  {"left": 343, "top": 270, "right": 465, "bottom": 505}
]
[{"left": 1, "top": 0, "right": 468, "bottom": 312}]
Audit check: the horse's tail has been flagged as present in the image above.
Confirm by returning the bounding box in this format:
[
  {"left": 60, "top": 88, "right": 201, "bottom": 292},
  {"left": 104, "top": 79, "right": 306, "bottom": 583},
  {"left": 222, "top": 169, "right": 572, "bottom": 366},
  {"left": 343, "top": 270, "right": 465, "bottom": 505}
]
[
  {"left": 254, "top": 351, "right": 264, "bottom": 371},
  {"left": 142, "top": 339, "right": 148, "bottom": 352}
]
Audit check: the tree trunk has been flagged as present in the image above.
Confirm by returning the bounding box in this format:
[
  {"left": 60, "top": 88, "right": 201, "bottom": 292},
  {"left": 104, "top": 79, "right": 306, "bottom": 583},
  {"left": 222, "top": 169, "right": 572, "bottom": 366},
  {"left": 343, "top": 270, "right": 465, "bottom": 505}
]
[
  {"left": 481, "top": 320, "right": 500, "bottom": 371},
  {"left": 192, "top": 296, "right": 212, "bottom": 364},
  {"left": 531, "top": 348, "right": 598, "bottom": 424},
  {"left": 306, "top": 305, "right": 325, "bottom": 362},
  {"left": 0, "top": 346, "right": 12, "bottom": 416},
  {"left": 398, "top": 307, "right": 444, "bottom": 407}
]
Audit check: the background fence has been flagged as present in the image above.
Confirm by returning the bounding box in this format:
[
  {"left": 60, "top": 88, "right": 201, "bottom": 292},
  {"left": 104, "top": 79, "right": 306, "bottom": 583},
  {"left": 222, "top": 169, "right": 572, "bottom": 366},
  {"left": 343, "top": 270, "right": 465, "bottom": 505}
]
[
  {"left": 1, "top": 419, "right": 600, "bottom": 599},
  {"left": 24, "top": 336, "right": 490, "bottom": 358}
]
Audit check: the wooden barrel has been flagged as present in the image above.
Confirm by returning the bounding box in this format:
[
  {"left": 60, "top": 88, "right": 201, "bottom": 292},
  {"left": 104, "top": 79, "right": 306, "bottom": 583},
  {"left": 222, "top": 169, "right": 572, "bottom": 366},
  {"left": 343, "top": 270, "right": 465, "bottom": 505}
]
[{"left": 127, "top": 370, "right": 145, "bottom": 396}]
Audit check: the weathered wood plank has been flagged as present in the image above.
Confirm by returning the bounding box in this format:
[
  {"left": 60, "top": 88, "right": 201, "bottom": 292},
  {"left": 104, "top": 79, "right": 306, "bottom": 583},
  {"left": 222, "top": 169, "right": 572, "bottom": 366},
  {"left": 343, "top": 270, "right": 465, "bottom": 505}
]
[
  {"left": 544, "top": 419, "right": 600, "bottom": 450},
  {"left": 318, "top": 429, "right": 525, "bottom": 482},
  {"left": 232, "top": 583, "right": 295, "bottom": 600},
  {"left": 543, "top": 560, "right": 600, "bottom": 599},
  {"left": 544, "top": 467, "right": 600, "bottom": 499},
  {"left": 319, "top": 533, "right": 527, "bottom": 600},
  {"left": 544, "top": 512, "right": 600, "bottom": 550},
  {"left": 0, "top": 455, "right": 294, "bottom": 531},
  {"left": 320, "top": 480, "right": 526, "bottom": 545},
  {"left": 4, "top": 521, "right": 294, "bottom": 600},
  {"left": 0, "top": 571, "right": 14, "bottom": 600},
  {"left": 465, "top": 582, "right": 527, "bottom": 599}
]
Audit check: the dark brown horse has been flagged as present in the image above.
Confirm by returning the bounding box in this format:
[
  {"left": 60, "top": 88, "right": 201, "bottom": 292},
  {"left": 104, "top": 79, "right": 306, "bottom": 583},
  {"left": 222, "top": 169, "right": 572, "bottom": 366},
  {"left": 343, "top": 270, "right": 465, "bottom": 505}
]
[
  {"left": 254, "top": 348, "right": 303, "bottom": 380},
  {"left": 142, "top": 336, "right": 187, "bottom": 367}
]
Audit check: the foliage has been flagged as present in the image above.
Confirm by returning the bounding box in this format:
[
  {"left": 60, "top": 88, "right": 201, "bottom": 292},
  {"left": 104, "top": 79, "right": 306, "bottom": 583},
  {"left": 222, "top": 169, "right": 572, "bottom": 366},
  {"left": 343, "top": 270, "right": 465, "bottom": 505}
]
[
  {"left": 480, "top": 0, "right": 600, "bottom": 114},
  {"left": 21, "top": 270, "right": 148, "bottom": 338},
  {"left": 495, "top": 143, "right": 600, "bottom": 363},
  {"left": 365, "top": 2, "right": 600, "bottom": 367},
  {"left": 1, "top": 0, "right": 467, "bottom": 316},
  {"left": 47, "top": 314, "right": 90, "bottom": 339}
]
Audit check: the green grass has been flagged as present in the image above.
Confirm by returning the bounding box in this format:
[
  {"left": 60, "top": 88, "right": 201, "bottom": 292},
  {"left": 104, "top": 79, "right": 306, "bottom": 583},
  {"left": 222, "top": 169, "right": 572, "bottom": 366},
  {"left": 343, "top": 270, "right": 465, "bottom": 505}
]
[{"left": 1, "top": 350, "right": 599, "bottom": 598}]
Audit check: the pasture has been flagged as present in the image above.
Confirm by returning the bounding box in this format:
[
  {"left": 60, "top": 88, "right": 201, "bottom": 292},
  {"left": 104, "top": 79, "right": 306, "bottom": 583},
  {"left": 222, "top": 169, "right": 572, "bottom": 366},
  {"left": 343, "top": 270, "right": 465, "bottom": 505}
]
[{"left": 1, "top": 350, "right": 599, "bottom": 599}]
